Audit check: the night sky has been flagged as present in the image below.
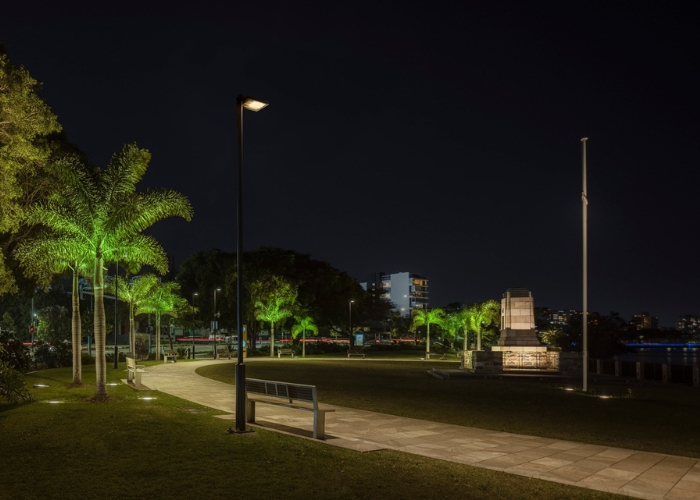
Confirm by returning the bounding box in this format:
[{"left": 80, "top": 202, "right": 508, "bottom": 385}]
[{"left": 2, "top": 1, "right": 699, "bottom": 326}]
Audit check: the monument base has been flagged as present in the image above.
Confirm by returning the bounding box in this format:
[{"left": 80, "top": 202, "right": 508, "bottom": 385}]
[{"left": 462, "top": 350, "right": 582, "bottom": 375}]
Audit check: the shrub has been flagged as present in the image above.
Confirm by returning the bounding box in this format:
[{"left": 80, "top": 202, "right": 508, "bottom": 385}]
[
  {"left": 0, "top": 334, "right": 31, "bottom": 373},
  {"left": 34, "top": 342, "right": 72, "bottom": 369},
  {"left": 176, "top": 347, "right": 188, "bottom": 359},
  {"left": 0, "top": 361, "right": 35, "bottom": 405},
  {"left": 105, "top": 352, "right": 127, "bottom": 363},
  {"left": 135, "top": 337, "right": 150, "bottom": 359}
]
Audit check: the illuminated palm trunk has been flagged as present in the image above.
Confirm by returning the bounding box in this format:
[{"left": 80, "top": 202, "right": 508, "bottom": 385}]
[
  {"left": 93, "top": 251, "right": 107, "bottom": 398},
  {"left": 155, "top": 311, "right": 161, "bottom": 361},
  {"left": 71, "top": 266, "right": 82, "bottom": 385},
  {"left": 426, "top": 323, "right": 431, "bottom": 359},
  {"left": 269, "top": 322, "right": 275, "bottom": 357},
  {"left": 129, "top": 302, "right": 135, "bottom": 357}
]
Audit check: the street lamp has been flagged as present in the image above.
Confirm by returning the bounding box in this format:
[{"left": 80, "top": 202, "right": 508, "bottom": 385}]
[
  {"left": 191, "top": 292, "right": 198, "bottom": 359},
  {"left": 235, "top": 94, "right": 269, "bottom": 433},
  {"left": 349, "top": 300, "right": 354, "bottom": 345},
  {"left": 213, "top": 287, "right": 221, "bottom": 359},
  {"left": 581, "top": 137, "right": 589, "bottom": 392}
]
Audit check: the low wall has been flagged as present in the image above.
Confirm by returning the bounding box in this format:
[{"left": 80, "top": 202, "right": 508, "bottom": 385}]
[{"left": 462, "top": 350, "right": 582, "bottom": 375}]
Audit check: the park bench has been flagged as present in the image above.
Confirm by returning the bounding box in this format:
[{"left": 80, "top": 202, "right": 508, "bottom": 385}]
[
  {"left": 217, "top": 347, "right": 232, "bottom": 359},
  {"left": 163, "top": 350, "right": 178, "bottom": 363},
  {"left": 347, "top": 348, "right": 365, "bottom": 359},
  {"left": 126, "top": 357, "right": 145, "bottom": 388},
  {"left": 245, "top": 378, "right": 335, "bottom": 439},
  {"left": 277, "top": 347, "right": 295, "bottom": 358}
]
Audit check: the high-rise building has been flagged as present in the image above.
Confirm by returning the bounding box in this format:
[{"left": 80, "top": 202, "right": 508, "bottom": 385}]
[
  {"left": 360, "top": 271, "right": 429, "bottom": 316},
  {"left": 678, "top": 315, "right": 700, "bottom": 334},
  {"left": 630, "top": 312, "right": 658, "bottom": 330}
]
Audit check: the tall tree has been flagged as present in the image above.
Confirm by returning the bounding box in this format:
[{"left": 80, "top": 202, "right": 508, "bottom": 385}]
[
  {"left": 14, "top": 238, "right": 91, "bottom": 385},
  {"left": 411, "top": 308, "right": 445, "bottom": 359},
  {"left": 442, "top": 311, "right": 462, "bottom": 351},
  {"left": 17, "top": 145, "right": 192, "bottom": 398},
  {"left": 135, "top": 278, "right": 188, "bottom": 359},
  {"left": 0, "top": 45, "right": 62, "bottom": 295},
  {"left": 465, "top": 300, "right": 500, "bottom": 350},
  {"left": 252, "top": 274, "right": 297, "bottom": 357},
  {"left": 291, "top": 315, "right": 318, "bottom": 358}
]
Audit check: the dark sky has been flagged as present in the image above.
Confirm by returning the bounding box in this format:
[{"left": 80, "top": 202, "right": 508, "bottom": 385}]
[{"left": 2, "top": 1, "right": 699, "bottom": 326}]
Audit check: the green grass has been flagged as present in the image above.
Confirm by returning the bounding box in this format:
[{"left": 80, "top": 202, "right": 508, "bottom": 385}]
[
  {"left": 0, "top": 363, "right": 628, "bottom": 500},
  {"left": 197, "top": 359, "right": 700, "bottom": 458}
]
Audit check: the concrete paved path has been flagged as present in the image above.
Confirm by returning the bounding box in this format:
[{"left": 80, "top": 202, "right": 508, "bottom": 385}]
[{"left": 140, "top": 359, "right": 699, "bottom": 500}]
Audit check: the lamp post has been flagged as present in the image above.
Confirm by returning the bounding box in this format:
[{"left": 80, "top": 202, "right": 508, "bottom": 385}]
[
  {"left": 235, "top": 94, "right": 269, "bottom": 433},
  {"left": 349, "top": 300, "right": 354, "bottom": 345},
  {"left": 113, "top": 260, "right": 119, "bottom": 369},
  {"left": 581, "top": 137, "right": 589, "bottom": 392},
  {"left": 191, "top": 292, "right": 198, "bottom": 359},
  {"left": 213, "top": 287, "right": 221, "bottom": 358}
]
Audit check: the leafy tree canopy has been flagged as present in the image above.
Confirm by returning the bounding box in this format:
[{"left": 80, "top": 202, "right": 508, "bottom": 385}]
[{"left": 0, "top": 45, "right": 63, "bottom": 294}]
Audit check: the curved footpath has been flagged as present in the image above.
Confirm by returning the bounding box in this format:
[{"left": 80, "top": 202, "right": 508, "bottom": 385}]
[{"left": 141, "top": 359, "right": 699, "bottom": 500}]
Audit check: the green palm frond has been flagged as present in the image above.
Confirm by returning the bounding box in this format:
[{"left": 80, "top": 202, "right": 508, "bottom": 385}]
[
  {"left": 291, "top": 315, "right": 318, "bottom": 339},
  {"left": 102, "top": 143, "right": 150, "bottom": 203}
]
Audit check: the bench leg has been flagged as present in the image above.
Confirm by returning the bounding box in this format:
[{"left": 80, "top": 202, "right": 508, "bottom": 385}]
[
  {"left": 313, "top": 410, "right": 326, "bottom": 440},
  {"left": 246, "top": 400, "right": 256, "bottom": 423},
  {"left": 127, "top": 370, "right": 133, "bottom": 383},
  {"left": 134, "top": 371, "right": 142, "bottom": 388}
]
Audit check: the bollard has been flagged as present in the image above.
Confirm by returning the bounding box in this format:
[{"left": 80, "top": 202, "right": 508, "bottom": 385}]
[
  {"left": 636, "top": 362, "right": 644, "bottom": 380},
  {"left": 662, "top": 364, "right": 670, "bottom": 384},
  {"left": 596, "top": 359, "right": 602, "bottom": 375},
  {"left": 615, "top": 360, "right": 621, "bottom": 377}
]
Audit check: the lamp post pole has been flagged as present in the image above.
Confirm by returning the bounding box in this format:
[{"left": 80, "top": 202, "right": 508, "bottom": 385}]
[
  {"left": 213, "top": 287, "right": 221, "bottom": 358},
  {"left": 113, "top": 260, "right": 119, "bottom": 369},
  {"left": 235, "top": 94, "right": 269, "bottom": 433},
  {"left": 349, "top": 300, "right": 354, "bottom": 345},
  {"left": 581, "top": 137, "right": 589, "bottom": 393},
  {"left": 191, "top": 292, "right": 198, "bottom": 359}
]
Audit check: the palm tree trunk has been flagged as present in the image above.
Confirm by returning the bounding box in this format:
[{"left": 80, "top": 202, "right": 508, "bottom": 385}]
[
  {"left": 269, "top": 322, "right": 275, "bottom": 357},
  {"left": 477, "top": 326, "right": 482, "bottom": 351},
  {"left": 426, "top": 324, "right": 431, "bottom": 359},
  {"left": 129, "top": 302, "right": 135, "bottom": 358},
  {"left": 463, "top": 328, "right": 468, "bottom": 352},
  {"left": 93, "top": 252, "right": 107, "bottom": 399},
  {"left": 155, "top": 312, "right": 161, "bottom": 361},
  {"left": 71, "top": 266, "right": 82, "bottom": 385},
  {"left": 302, "top": 328, "right": 306, "bottom": 358}
]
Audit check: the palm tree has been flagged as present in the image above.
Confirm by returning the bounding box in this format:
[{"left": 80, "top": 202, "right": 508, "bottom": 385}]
[
  {"left": 106, "top": 273, "right": 158, "bottom": 358},
  {"left": 411, "top": 307, "right": 445, "bottom": 360},
  {"left": 18, "top": 145, "right": 192, "bottom": 398},
  {"left": 465, "top": 300, "right": 500, "bottom": 350},
  {"left": 135, "top": 278, "right": 188, "bottom": 360},
  {"left": 442, "top": 311, "right": 462, "bottom": 351},
  {"left": 14, "top": 239, "right": 91, "bottom": 385},
  {"left": 457, "top": 307, "right": 473, "bottom": 352},
  {"left": 291, "top": 315, "right": 318, "bottom": 358}
]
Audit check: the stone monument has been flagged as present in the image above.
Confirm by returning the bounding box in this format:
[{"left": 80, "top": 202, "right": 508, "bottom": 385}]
[{"left": 491, "top": 288, "right": 545, "bottom": 353}]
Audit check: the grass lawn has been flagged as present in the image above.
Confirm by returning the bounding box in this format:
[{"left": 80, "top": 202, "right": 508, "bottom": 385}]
[
  {"left": 197, "top": 358, "right": 700, "bottom": 458},
  {"left": 0, "top": 363, "right": 629, "bottom": 500}
]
